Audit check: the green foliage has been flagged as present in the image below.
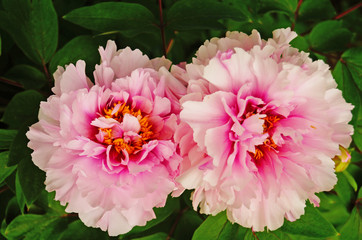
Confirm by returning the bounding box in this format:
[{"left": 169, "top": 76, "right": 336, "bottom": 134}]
[
  {"left": 49, "top": 35, "right": 102, "bottom": 77},
  {"left": 281, "top": 203, "right": 338, "bottom": 238},
  {"left": 0, "top": 0, "right": 361, "bottom": 239},
  {"left": 63, "top": 2, "right": 158, "bottom": 35},
  {"left": 2, "top": 90, "right": 44, "bottom": 129},
  {"left": 4, "top": 65, "right": 47, "bottom": 90},
  {"left": 309, "top": 20, "right": 352, "bottom": 52},
  {"left": 192, "top": 211, "right": 228, "bottom": 239},
  {"left": 166, "top": 0, "right": 245, "bottom": 30},
  {"left": 0, "top": 0, "right": 58, "bottom": 65},
  {"left": 0, "top": 130, "right": 17, "bottom": 150},
  {"left": 0, "top": 152, "right": 16, "bottom": 184}
]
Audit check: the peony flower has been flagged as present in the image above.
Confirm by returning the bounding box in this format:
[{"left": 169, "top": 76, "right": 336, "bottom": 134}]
[
  {"left": 173, "top": 28, "right": 354, "bottom": 231},
  {"left": 26, "top": 40, "right": 186, "bottom": 236}
]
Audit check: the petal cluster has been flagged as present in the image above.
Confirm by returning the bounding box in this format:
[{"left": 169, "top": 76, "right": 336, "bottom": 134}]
[
  {"left": 26, "top": 41, "right": 186, "bottom": 236},
  {"left": 173, "top": 28, "right": 353, "bottom": 231},
  {"left": 26, "top": 28, "right": 354, "bottom": 235}
]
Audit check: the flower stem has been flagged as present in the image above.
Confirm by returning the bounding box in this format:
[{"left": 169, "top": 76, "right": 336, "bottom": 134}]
[
  {"left": 158, "top": 0, "right": 167, "bottom": 57},
  {"left": 0, "top": 185, "right": 9, "bottom": 194},
  {"left": 333, "top": 2, "right": 362, "bottom": 20},
  {"left": 0, "top": 77, "right": 23, "bottom": 88},
  {"left": 166, "top": 207, "right": 189, "bottom": 240},
  {"left": 291, "top": 0, "right": 303, "bottom": 31}
]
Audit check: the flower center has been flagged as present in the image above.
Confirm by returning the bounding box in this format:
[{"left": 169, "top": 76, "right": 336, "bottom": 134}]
[
  {"left": 99, "top": 101, "right": 153, "bottom": 154},
  {"left": 251, "top": 115, "right": 280, "bottom": 160}
]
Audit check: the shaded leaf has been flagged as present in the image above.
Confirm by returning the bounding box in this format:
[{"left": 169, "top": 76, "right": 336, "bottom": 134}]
[
  {"left": 317, "top": 193, "right": 350, "bottom": 227},
  {"left": 127, "top": 196, "right": 180, "bottom": 235},
  {"left": 333, "top": 57, "right": 362, "bottom": 150},
  {"left": 8, "top": 123, "right": 33, "bottom": 166},
  {"left": 218, "top": 221, "right": 249, "bottom": 240},
  {"left": 339, "top": 207, "right": 360, "bottom": 240},
  {"left": 59, "top": 220, "right": 109, "bottom": 240},
  {"left": 4, "top": 65, "right": 47, "bottom": 90},
  {"left": 17, "top": 156, "right": 45, "bottom": 206},
  {"left": 0, "top": 129, "right": 17, "bottom": 150},
  {"left": 132, "top": 232, "right": 169, "bottom": 240},
  {"left": 174, "top": 210, "right": 203, "bottom": 240},
  {"left": 343, "top": 170, "right": 358, "bottom": 192},
  {"left": 2, "top": 90, "right": 44, "bottom": 129},
  {"left": 167, "top": 0, "right": 245, "bottom": 30},
  {"left": 309, "top": 20, "right": 352, "bottom": 52},
  {"left": 192, "top": 211, "right": 228, "bottom": 240},
  {"left": 63, "top": 2, "right": 158, "bottom": 34},
  {"left": 49, "top": 35, "right": 101, "bottom": 76},
  {"left": 4, "top": 214, "right": 55, "bottom": 238},
  {"left": 281, "top": 202, "right": 338, "bottom": 238},
  {"left": 0, "top": 0, "right": 58, "bottom": 64},
  {"left": 15, "top": 171, "right": 26, "bottom": 214},
  {"left": 0, "top": 151, "right": 16, "bottom": 185},
  {"left": 334, "top": 172, "right": 354, "bottom": 205},
  {"left": 341, "top": 47, "right": 362, "bottom": 92},
  {"left": 298, "top": 0, "right": 336, "bottom": 21},
  {"left": 24, "top": 217, "right": 71, "bottom": 240},
  {"left": 259, "top": 0, "right": 297, "bottom": 17}
]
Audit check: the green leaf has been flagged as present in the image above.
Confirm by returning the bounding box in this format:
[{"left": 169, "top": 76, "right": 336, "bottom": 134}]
[
  {"left": 298, "top": 0, "right": 336, "bottom": 21},
  {"left": 0, "top": 151, "right": 16, "bottom": 185},
  {"left": 15, "top": 171, "right": 26, "bottom": 214},
  {"left": 0, "top": 129, "right": 17, "bottom": 150},
  {"left": 2, "top": 90, "right": 44, "bottom": 129},
  {"left": 192, "top": 211, "right": 228, "bottom": 240},
  {"left": 309, "top": 20, "right": 352, "bottom": 52},
  {"left": 339, "top": 207, "right": 360, "bottom": 240},
  {"left": 49, "top": 35, "right": 101, "bottom": 76},
  {"left": 24, "top": 217, "right": 71, "bottom": 240},
  {"left": 333, "top": 57, "right": 362, "bottom": 150},
  {"left": 0, "top": 0, "right": 58, "bottom": 64},
  {"left": 343, "top": 170, "right": 358, "bottom": 192},
  {"left": 174, "top": 210, "right": 203, "bottom": 240},
  {"left": 4, "top": 65, "right": 47, "bottom": 90},
  {"left": 218, "top": 221, "right": 249, "bottom": 240},
  {"left": 59, "top": 220, "right": 109, "bottom": 240},
  {"left": 334, "top": 172, "right": 354, "bottom": 205},
  {"left": 340, "top": 47, "right": 362, "bottom": 92},
  {"left": 0, "top": 33, "right": 2, "bottom": 56},
  {"left": 63, "top": 2, "right": 158, "bottom": 34},
  {"left": 281, "top": 202, "right": 338, "bottom": 238},
  {"left": 8, "top": 123, "right": 33, "bottom": 166},
  {"left": 259, "top": 0, "right": 297, "bottom": 17},
  {"left": 4, "top": 214, "right": 55, "bottom": 238},
  {"left": 132, "top": 232, "right": 169, "bottom": 240},
  {"left": 127, "top": 196, "right": 180, "bottom": 235},
  {"left": 245, "top": 230, "right": 291, "bottom": 240},
  {"left": 17, "top": 156, "right": 45, "bottom": 206},
  {"left": 317, "top": 193, "right": 350, "bottom": 227},
  {"left": 167, "top": 0, "right": 245, "bottom": 30}
]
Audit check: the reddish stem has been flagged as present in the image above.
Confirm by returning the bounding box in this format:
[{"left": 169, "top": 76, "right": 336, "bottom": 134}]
[
  {"left": 41, "top": 59, "right": 52, "bottom": 86},
  {"left": 166, "top": 207, "right": 189, "bottom": 240},
  {"left": 334, "top": 2, "right": 362, "bottom": 20},
  {"left": 0, "top": 185, "right": 9, "bottom": 194},
  {"left": 166, "top": 38, "right": 174, "bottom": 55},
  {"left": 0, "top": 77, "right": 23, "bottom": 88},
  {"left": 291, "top": 0, "right": 303, "bottom": 31},
  {"left": 158, "top": 0, "right": 167, "bottom": 57}
]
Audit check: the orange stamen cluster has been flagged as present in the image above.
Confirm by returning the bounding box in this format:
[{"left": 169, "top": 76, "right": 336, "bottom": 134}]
[
  {"left": 251, "top": 115, "right": 280, "bottom": 160},
  {"left": 100, "top": 101, "right": 153, "bottom": 155}
]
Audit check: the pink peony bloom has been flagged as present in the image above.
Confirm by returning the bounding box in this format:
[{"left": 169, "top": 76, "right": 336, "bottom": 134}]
[
  {"left": 26, "top": 40, "right": 186, "bottom": 236},
  {"left": 173, "top": 28, "right": 354, "bottom": 231}
]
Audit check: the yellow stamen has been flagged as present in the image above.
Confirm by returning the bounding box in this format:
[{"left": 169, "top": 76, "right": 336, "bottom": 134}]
[{"left": 99, "top": 101, "right": 153, "bottom": 155}]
